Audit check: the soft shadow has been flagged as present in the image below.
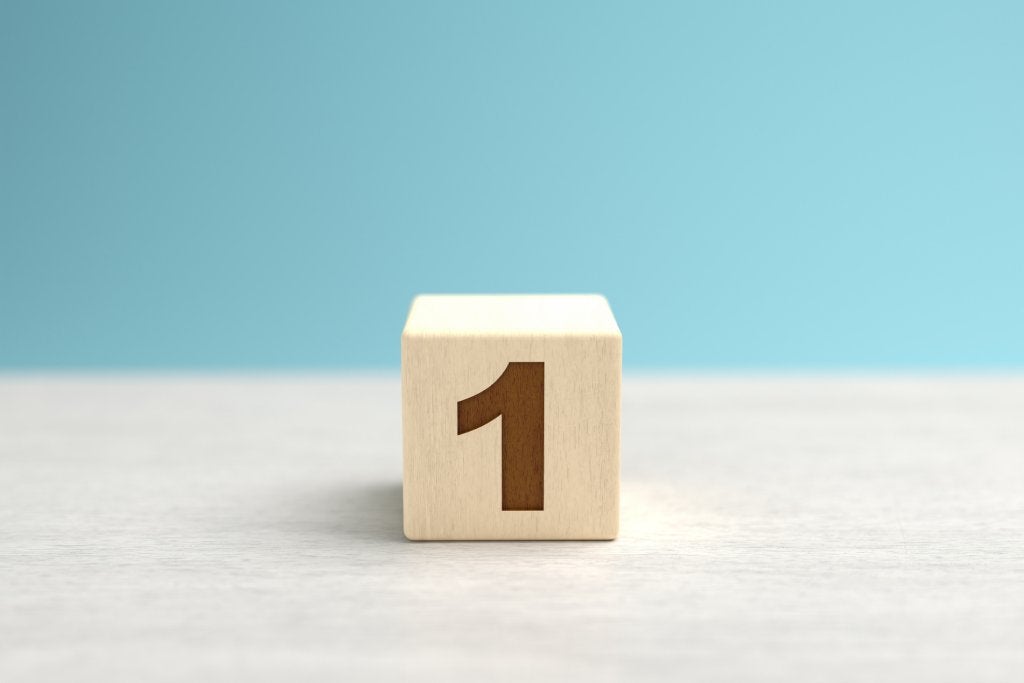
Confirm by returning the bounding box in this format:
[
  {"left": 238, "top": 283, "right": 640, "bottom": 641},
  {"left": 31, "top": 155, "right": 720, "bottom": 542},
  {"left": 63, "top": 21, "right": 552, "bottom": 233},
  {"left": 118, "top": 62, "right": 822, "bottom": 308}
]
[{"left": 275, "top": 480, "right": 405, "bottom": 543}]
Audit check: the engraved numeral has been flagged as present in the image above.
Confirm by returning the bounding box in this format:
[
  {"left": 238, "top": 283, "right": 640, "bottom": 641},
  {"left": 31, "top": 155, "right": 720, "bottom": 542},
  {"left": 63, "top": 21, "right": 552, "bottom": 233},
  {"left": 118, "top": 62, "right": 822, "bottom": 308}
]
[{"left": 457, "top": 362, "right": 544, "bottom": 511}]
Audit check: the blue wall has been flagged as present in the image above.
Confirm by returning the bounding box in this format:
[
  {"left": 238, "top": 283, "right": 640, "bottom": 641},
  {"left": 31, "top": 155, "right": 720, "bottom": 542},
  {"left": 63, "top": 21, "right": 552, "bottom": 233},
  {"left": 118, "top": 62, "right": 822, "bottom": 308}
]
[{"left": 2, "top": 1, "right": 1022, "bottom": 369}]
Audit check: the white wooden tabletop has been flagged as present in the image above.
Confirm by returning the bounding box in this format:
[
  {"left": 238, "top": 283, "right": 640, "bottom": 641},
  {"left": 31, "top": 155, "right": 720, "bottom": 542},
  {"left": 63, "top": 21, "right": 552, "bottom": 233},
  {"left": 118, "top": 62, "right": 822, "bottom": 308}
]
[{"left": 1, "top": 375, "right": 1022, "bottom": 682}]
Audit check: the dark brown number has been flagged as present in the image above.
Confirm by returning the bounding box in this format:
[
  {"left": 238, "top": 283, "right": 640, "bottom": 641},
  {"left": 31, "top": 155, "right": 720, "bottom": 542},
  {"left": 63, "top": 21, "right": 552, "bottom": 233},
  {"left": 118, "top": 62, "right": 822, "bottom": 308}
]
[{"left": 457, "top": 362, "right": 544, "bottom": 511}]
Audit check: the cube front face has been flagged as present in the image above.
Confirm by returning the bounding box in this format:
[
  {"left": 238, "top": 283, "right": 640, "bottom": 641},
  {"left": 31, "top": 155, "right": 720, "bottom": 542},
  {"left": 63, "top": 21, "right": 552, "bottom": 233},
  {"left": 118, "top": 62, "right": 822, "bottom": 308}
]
[{"left": 402, "top": 330, "right": 621, "bottom": 540}]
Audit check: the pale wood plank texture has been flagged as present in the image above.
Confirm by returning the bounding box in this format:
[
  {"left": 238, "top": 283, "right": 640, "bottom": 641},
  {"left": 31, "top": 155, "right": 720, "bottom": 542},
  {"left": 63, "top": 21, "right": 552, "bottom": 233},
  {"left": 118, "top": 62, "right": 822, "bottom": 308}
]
[{"left": 1, "top": 375, "right": 1023, "bottom": 682}]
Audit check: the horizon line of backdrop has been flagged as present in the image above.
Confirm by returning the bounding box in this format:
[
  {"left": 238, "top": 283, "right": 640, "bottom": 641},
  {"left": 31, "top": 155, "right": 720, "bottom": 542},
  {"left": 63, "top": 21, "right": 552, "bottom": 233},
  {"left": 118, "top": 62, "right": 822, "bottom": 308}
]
[{"left": 2, "top": 1, "right": 1023, "bottom": 370}]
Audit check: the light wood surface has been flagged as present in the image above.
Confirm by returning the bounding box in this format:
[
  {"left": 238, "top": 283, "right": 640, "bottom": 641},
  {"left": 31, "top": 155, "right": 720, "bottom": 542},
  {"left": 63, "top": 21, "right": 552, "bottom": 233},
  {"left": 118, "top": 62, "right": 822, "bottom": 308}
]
[
  {"left": 1, "top": 375, "right": 1022, "bottom": 682},
  {"left": 403, "top": 295, "right": 621, "bottom": 540}
]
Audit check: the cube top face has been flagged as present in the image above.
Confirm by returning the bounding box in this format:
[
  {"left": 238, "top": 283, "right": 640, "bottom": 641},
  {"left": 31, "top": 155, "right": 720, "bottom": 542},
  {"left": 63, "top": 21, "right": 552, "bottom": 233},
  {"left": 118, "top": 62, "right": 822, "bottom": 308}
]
[
  {"left": 402, "top": 295, "right": 621, "bottom": 541},
  {"left": 403, "top": 294, "right": 621, "bottom": 338}
]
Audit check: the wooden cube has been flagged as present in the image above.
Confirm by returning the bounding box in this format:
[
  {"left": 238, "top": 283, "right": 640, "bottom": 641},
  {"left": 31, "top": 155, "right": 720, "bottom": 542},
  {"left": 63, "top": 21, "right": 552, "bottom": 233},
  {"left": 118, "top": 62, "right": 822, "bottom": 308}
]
[{"left": 401, "top": 294, "right": 621, "bottom": 540}]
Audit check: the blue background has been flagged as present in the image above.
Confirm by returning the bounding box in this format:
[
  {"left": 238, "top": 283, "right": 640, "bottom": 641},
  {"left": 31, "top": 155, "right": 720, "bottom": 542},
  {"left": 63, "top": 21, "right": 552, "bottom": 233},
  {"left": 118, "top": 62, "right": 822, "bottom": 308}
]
[{"left": 2, "top": 1, "right": 1022, "bottom": 369}]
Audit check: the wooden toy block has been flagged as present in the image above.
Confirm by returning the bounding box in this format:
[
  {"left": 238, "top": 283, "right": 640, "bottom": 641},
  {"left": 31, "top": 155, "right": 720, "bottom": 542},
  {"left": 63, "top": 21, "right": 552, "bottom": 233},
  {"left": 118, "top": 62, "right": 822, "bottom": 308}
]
[{"left": 401, "top": 294, "right": 621, "bottom": 540}]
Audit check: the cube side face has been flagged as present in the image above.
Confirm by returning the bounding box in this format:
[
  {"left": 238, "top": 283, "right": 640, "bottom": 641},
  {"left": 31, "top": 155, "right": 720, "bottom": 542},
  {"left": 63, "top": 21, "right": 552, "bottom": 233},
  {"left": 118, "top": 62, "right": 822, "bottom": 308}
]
[{"left": 402, "top": 331, "right": 620, "bottom": 540}]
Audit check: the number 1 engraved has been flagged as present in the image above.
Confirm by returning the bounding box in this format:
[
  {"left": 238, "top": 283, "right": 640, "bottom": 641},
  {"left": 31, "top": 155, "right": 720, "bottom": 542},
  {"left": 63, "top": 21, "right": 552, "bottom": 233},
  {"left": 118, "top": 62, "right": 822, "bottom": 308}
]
[{"left": 457, "top": 362, "right": 544, "bottom": 511}]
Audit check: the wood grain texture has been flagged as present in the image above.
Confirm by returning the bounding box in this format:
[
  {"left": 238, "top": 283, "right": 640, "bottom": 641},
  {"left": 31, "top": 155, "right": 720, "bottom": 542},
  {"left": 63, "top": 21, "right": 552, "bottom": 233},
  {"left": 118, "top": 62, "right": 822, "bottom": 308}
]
[
  {"left": 1, "top": 375, "right": 1023, "bottom": 682},
  {"left": 403, "top": 295, "right": 621, "bottom": 540}
]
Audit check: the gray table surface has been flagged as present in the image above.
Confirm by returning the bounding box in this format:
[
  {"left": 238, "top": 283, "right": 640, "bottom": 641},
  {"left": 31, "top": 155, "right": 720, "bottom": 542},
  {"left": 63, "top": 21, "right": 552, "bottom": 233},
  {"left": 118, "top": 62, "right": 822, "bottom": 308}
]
[{"left": 1, "top": 375, "right": 1022, "bottom": 682}]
